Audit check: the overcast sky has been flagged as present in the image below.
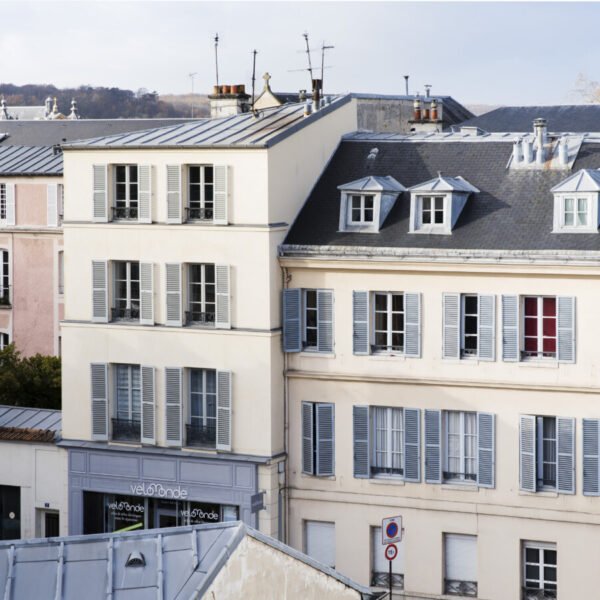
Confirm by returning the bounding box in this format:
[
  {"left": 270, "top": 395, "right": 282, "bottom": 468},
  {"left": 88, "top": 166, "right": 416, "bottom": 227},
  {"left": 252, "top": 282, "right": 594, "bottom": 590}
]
[{"left": 0, "top": 1, "right": 598, "bottom": 105}]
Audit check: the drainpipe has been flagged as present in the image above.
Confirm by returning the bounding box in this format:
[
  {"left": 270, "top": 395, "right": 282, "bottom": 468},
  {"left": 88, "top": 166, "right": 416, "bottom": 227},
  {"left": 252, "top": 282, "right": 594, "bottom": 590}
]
[{"left": 282, "top": 265, "right": 290, "bottom": 545}]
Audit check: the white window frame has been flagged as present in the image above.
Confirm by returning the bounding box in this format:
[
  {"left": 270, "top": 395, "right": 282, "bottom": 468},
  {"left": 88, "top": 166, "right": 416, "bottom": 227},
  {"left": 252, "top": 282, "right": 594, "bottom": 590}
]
[
  {"left": 187, "top": 263, "right": 216, "bottom": 326},
  {"left": 58, "top": 251, "right": 64, "bottom": 296},
  {"left": 0, "top": 332, "right": 9, "bottom": 350},
  {"left": 187, "top": 164, "right": 214, "bottom": 221},
  {"left": 372, "top": 292, "right": 405, "bottom": 355},
  {"left": 113, "top": 164, "right": 139, "bottom": 219},
  {"left": 113, "top": 261, "right": 140, "bottom": 321},
  {"left": 443, "top": 411, "right": 477, "bottom": 484},
  {"left": 348, "top": 194, "right": 375, "bottom": 225},
  {"left": 562, "top": 195, "right": 589, "bottom": 227},
  {"left": 523, "top": 542, "right": 557, "bottom": 596},
  {"left": 536, "top": 416, "right": 557, "bottom": 491},
  {"left": 521, "top": 296, "right": 557, "bottom": 360},
  {"left": 188, "top": 368, "right": 217, "bottom": 429},
  {"left": 461, "top": 294, "right": 478, "bottom": 358},
  {"left": 371, "top": 406, "right": 404, "bottom": 478},
  {"left": 419, "top": 195, "right": 446, "bottom": 228},
  {"left": 0, "top": 249, "right": 9, "bottom": 305},
  {"left": 114, "top": 363, "right": 141, "bottom": 423}
]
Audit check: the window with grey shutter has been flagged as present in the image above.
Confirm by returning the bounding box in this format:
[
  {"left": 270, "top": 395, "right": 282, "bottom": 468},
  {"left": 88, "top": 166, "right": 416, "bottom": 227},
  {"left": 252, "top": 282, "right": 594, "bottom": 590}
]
[
  {"left": 353, "top": 291, "right": 369, "bottom": 355},
  {"left": 166, "top": 165, "right": 183, "bottom": 224},
  {"left": 557, "top": 296, "right": 575, "bottom": 363},
  {"left": 502, "top": 295, "right": 519, "bottom": 361},
  {"left": 557, "top": 416, "right": 575, "bottom": 494},
  {"left": 92, "top": 164, "right": 108, "bottom": 222},
  {"left": 91, "top": 260, "right": 108, "bottom": 323},
  {"left": 477, "top": 412, "right": 495, "bottom": 488},
  {"left": 215, "top": 264, "right": 230, "bottom": 329},
  {"left": 283, "top": 289, "right": 302, "bottom": 352},
  {"left": 302, "top": 402, "right": 314, "bottom": 475},
  {"left": 478, "top": 294, "right": 495, "bottom": 361},
  {"left": 216, "top": 370, "right": 232, "bottom": 451},
  {"left": 583, "top": 418, "right": 600, "bottom": 496},
  {"left": 442, "top": 293, "right": 460, "bottom": 359},
  {"left": 316, "top": 403, "right": 335, "bottom": 476},
  {"left": 519, "top": 415, "right": 536, "bottom": 492},
  {"left": 317, "top": 290, "right": 334, "bottom": 353},
  {"left": 47, "top": 184, "right": 58, "bottom": 227},
  {"left": 138, "top": 165, "right": 152, "bottom": 223},
  {"left": 213, "top": 165, "right": 228, "bottom": 225},
  {"left": 404, "top": 408, "right": 421, "bottom": 483},
  {"left": 90, "top": 363, "right": 108, "bottom": 441},
  {"left": 139, "top": 262, "right": 154, "bottom": 325},
  {"left": 425, "top": 409, "right": 441, "bottom": 483},
  {"left": 353, "top": 405, "right": 370, "bottom": 478},
  {"left": 165, "top": 263, "right": 182, "bottom": 326},
  {"left": 140, "top": 366, "right": 155, "bottom": 445},
  {"left": 165, "top": 367, "right": 182, "bottom": 447},
  {"left": 404, "top": 292, "right": 421, "bottom": 358}
]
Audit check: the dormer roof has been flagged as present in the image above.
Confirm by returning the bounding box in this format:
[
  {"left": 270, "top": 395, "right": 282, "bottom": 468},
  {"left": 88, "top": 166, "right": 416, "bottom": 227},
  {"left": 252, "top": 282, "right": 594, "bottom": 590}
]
[
  {"left": 408, "top": 174, "right": 479, "bottom": 194},
  {"left": 337, "top": 175, "right": 406, "bottom": 193},
  {"left": 550, "top": 169, "right": 600, "bottom": 193}
]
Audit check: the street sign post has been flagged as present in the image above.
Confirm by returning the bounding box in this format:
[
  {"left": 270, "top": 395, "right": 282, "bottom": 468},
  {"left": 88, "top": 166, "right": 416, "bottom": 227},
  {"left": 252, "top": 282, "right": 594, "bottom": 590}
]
[{"left": 382, "top": 516, "right": 403, "bottom": 598}]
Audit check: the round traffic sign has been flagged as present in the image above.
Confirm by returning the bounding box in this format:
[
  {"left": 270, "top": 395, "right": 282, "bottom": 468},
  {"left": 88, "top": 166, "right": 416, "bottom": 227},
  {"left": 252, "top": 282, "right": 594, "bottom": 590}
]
[
  {"left": 385, "top": 521, "right": 399, "bottom": 539},
  {"left": 384, "top": 543, "right": 398, "bottom": 561}
]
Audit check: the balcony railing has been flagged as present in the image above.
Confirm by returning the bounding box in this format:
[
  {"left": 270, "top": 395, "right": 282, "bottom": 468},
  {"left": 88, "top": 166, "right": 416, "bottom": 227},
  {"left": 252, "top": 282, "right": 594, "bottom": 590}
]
[
  {"left": 186, "top": 206, "right": 214, "bottom": 221},
  {"left": 445, "top": 580, "right": 478, "bottom": 597},
  {"left": 185, "top": 310, "right": 215, "bottom": 326},
  {"left": 112, "top": 307, "right": 140, "bottom": 321},
  {"left": 443, "top": 471, "right": 477, "bottom": 482},
  {"left": 371, "top": 572, "right": 404, "bottom": 589},
  {"left": 111, "top": 418, "right": 141, "bottom": 442},
  {"left": 371, "top": 466, "right": 403, "bottom": 477},
  {"left": 112, "top": 206, "right": 139, "bottom": 221},
  {"left": 0, "top": 287, "right": 10, "bottom": 307},
  {"left": 371, "top": 344, "right": 404, "bottom": 354},
  {"left": 186, "top": 422, "right": 216, "bottom": 448},
  {"left": 522, "top": 588, "right": 557, "bottom": 600}
]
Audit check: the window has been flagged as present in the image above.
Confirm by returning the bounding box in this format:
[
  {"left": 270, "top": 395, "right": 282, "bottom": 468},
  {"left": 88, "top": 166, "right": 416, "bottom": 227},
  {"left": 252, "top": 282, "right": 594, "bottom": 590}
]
[
  {"left": 301, "top": 402, "right": 334, "bottom": 476},
  {"left": 0, "top": 184, "right": 5, "bottom": 221},
  {"left": 522, "top": 542, "right": 557, "bottom": 600},
  {"left": 186, "top": 369, "right": 217, "bottom": 448},
  {"left": 371, "top": 526, "right": 404, "bottom": 589},
  {"left": 421, "top": 195, "right": 444, "bottom": 225},
  {"left": 537, "top": 417, "right": 557, "bottom": 490},
  {"left": 444, "top": 534, "right": 477, "bottom": 597},
  {"left": 372, "top": 407, "right": 403, "bottom": 477},
  {"left": 304, "top": 289, "right": 318, "bottom": 349},
  {"left": 58, "top": 251, "right": 64, "bottom": 295},
  {"left": 523, "top": 296, "right": 556, "bottom": 359},
  {"left": 0, "top": 250, "right": 9, "bottom": 306},
  {"left": 188, "top": 165, "right": 214, "bottom": 221},
  {"left": 348, "top": 194, "right": 374, "bottom": 224},
  {"left": 0, "top": 333, "right": 9, "bottom": 350},
  {"left": 304, "top": 521, "right": 335, "bottom": 568},
  {"left": 187, "top": 264, "right": 215, "bottom": 325},
  {"left": 113, "top": 165, "right": 138, "bottom": 220},
  {"left": 112, "top": 364, "right": 141, "bottom": 442},
  {"left": 462, "top": 295, "right": 478, "bottom": 357},
  {"left": 563, "top": 196, "right": 588, "bottom": 227},
  {"left": 373, "top": 293, "right": 404, "bottom": 353},
  {"left": 113, "top": 261, "right": 140, "bottom": 321},
  {"left": 444, "top": 411, "right": 477, "bottom": 483}
]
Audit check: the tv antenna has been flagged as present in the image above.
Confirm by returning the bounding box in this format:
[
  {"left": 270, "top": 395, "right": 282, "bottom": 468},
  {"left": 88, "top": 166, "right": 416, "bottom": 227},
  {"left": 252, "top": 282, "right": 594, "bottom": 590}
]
[
  {"left": 214, "top": 33, "right": 220, "bottom": 90},
  {"left": 251, "top": 49, "right": 258, "bottom": 112},
  {"left": 320, "top": 41, "right": 334, "bottom": 97},
  {"left": 188, "top": 72, "right": 197, "bottom": 118},
  {"left": 303, "top": 32, "right": 314, "bottom": 86}
]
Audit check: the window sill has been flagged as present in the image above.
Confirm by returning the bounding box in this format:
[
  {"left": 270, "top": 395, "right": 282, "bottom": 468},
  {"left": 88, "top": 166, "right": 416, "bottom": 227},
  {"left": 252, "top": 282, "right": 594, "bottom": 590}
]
[
  {"left": 519, "top": 490, "right": 559, "bottom": 498},
  {"left": 0, "top": 304, "right": 11, "bottom": 310},
  {"left": 299, "top": 351, "right": 336, "bottom": 358},
  {"left": 369, "top": 353, "right": 406, "bottom": 361},
  {"left": 369, "top": 476, "right": 405, "bottom": 486},
  {"left": 300, "top": 473, "right": 336, "bottom": 481},
  {"left": 518, "top": 360, "right": 559, "bottom": 369},
  {"left": 441, "top": 483, "right": 479, "bottom": 492}
]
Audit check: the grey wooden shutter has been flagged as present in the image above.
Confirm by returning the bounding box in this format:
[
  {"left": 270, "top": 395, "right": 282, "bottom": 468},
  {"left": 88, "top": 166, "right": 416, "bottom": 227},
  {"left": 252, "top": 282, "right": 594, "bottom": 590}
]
[
  {"left": 283, "top": 289, "right": 302, "bottom": 353},
  {"left": 138, "top": 165, "right": 152, "bottom": 223},
  {"left": 477, "top": 412, "right": 495, "bottom": 488},
  {"left": 166, "top": 165, "right": 183, "bottom": 224},
  {"left": 216, "top": 370, "right": 232, "bottom": 451},
  {"left": 478, "top": 294, "right": 496, "bottom": 361},
  {"left": 502, "top": 295, "right": 519, "bottom": 361},
  {"left": 5, "top": 183, "right": 15, "bottom": 226},
  {"left": 316, "top": 403, "right": 335, "bottom": 476},
  {"left": 353, "top": 405, "right": 370, "bottom": 478},
  {"left": 519, "top": 415, "right": 536, "bottom": 492},
  {"left": 583, "top": 418, "right": 600, "bottom": 496},
  {"left": 425, "top": 409, "right": 442, "bottom": 483},
  {"left": 141, "top": 366, "right": 156, "bottom": 445},
  {"left": 442, "top": 293, "right": 460, "bottom": 359},
  {"left": 139, "top": 262, "right": 154, "bottom": 325},
  {"left": 352, "top": 291, "right": 369, "bottom": 355},
  {"left": 91, "top": 260, "right": 108, "bottom": 323},
  {"left": 302, "top": 402, "right": 314, "bottom": 475},
  {"left": 317, "top": 290, "right": 334, "bottom": 353},
  {"left": 404, "top": 408, "right": 421, "bottom": 483},
  {"left": 90, "top": 363, "right": 108, "bottom": 441},
  {"left": 165, "top": 263, "right": 183, "bottom": 327},
  {"left": 557, "top": 296, "right": 575, "bottom": 363},
  {"left": 92, "top": 165, "right": 108, "bottom": 223},
  {"left": 404, "top": 292, "right": 421, "bottom": 357},
  {"left": 215, "top": 264, "right": 231, "bottom": 329},
  {"left": 164, "top": 367, "right": 183, "bottom": 447},
  {"left": 47, "top": 184, "right": 58, "bottom": 227},
  {"left": 557, "top": 416, "right": 575, "bottom": 494},
  {"left": 213, "top": 165, "right": 228, "bottom": 225}
]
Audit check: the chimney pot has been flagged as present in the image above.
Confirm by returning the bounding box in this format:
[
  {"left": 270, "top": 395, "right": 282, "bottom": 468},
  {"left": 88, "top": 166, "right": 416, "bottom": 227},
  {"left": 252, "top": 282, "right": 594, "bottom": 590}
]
[{"left": 413, "top": 97, "right": 422, "bottom": 121}]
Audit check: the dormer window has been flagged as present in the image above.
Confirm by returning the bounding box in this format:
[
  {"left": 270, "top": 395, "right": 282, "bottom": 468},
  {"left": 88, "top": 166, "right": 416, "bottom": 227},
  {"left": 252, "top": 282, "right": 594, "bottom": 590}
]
[
  {"left": 349, "top": 194, "right": 374, "bottom": 224},
  {"left": 421, "top": 196, "right": 445, "bottom": 226},
  {"left": 563, "top": 196, "right": 589, "bottom": 227},
  {"left": 551, "top": 169, "right": 600, "bottom": 233}
]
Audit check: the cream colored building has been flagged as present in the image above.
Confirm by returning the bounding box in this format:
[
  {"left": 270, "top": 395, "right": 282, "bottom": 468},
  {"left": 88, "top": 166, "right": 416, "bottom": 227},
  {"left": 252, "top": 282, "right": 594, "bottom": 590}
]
[{"left": 280, "top": 127, "right": 600, "bottom": 599}]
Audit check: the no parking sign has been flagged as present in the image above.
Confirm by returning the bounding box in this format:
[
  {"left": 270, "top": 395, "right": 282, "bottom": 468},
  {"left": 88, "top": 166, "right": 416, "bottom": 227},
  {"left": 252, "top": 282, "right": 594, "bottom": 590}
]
[{"left": 381, "top": 515, "right": 403, "bottom": 545}]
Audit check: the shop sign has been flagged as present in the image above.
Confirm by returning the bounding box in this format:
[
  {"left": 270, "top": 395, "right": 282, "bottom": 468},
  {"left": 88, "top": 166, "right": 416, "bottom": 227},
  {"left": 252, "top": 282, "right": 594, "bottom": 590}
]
[
  {"left": 179, "top": 505, "right": 220, "bottom": 522},
  {"left": 250, "top": 492, "right": 265, "bottom": 513},
  {"left": 129, "top": 482, "right": 189, "bottom": 499}
]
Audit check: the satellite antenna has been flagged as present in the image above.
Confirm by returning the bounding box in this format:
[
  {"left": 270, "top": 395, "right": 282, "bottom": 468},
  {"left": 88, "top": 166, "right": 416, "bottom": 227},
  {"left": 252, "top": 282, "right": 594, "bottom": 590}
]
[
  {"left": 214, "top": 33, "right": 220, "bottom": 90},
  {"left": 251, "top": 49, "right": 258, "bottom": 112}
]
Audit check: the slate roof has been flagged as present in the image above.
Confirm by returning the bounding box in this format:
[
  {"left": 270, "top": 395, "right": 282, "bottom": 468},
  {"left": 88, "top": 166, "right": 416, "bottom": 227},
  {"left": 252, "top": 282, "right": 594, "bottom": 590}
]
[
  {"left": 453, "top": 105, "right": 600, "bottom": 133},
  {"left": 0, "top": 405, "right": 61, "bottom": 442},
  {"left": 283, "top": 135, "right": 600, "bottom": 253},
  {"left": 0, "top": 146, "right": 62, "bottom": 176}
]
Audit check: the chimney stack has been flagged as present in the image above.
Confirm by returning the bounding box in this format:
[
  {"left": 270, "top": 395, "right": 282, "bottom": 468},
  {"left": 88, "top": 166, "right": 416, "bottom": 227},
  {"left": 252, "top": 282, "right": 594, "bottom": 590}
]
[
  {"left": 312, "top": 79, "right": 322, "bottom": 108},
  {"left": 413, "top": 97, "right": 422, "bottom": 121},
  {"left": 559, "top": 136, "right": 569, "bottom": 166},
  {"left": 513, "top": 137, "right": 523, "bottom": 165},
  {"left": 522, "top": 138, "right": 533, "bottom": 163},
  {"left": 534, "top": 118, "right": 547, "bottom": 164}
]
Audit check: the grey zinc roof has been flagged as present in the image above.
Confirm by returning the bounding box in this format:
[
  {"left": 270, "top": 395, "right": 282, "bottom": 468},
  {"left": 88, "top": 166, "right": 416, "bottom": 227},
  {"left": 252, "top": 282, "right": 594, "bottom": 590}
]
[
  {"left": 0, "top": 405, "right": 61, "bottom": 432},
  {"left": 0, "top": 146, "right": 62, "bottom": 175}
]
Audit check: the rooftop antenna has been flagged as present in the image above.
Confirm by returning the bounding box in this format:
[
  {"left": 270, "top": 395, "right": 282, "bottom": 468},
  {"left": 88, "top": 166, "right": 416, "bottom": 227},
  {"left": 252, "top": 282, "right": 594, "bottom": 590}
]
[
  {"left": 214, "top": 33, "right": 220, "bottom": 90},
  {"left": 251, "top": 49, "right": 258, "bottom": 112},
  {"left": 188, "top": 72, "right": 197, "bottom": 118},
  {"left": 424, "top": 84, "right": 432, "bottom": 98},
  {"left": 404, "top": 75, "right": 409, "bottom": 96},
  {"left": 303, "top": 32, "right": 314, "bottom": 88},
  {"left": 320, "top": 41, "right": 334, "bottom": 98}
]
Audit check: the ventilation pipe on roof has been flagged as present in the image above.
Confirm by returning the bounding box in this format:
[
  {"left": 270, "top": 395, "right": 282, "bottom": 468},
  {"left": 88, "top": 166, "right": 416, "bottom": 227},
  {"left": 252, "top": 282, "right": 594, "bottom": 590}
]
[
  {"left": 534, "top": 118, "right": 547, "bottom": 164},
  {"left": 430, "top": 98, "right": 438, "bottom": 121},
  {"left": 304, "top": 99, "right": 312, "bottom": 117},
  {"left": 513, "top": 137, "right": 523, "bottom": 165},
  {"left": 559, "top": 136, "right": 569, "bottom": 166},
  {"left": 522, "top": 138, "right": 533, "bottom": 164}
]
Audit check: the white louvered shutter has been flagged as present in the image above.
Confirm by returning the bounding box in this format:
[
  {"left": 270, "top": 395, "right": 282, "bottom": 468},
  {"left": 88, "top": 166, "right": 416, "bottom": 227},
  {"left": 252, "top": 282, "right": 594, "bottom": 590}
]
[
  {"left": 47, "top": 183, "right": 58, "bottom": 227},
  {"left": 215, "top": 264, "right": 231, "bottom": 329},
  {"left": 445, "top": 534, "right": 477, "bottom": 585},
  {"left": 166, "top": 165, "right": 183, "bottom": 224},
  {"left": 92, "top": 165, "right": 108, "bottom": 222},
  {"left": 317, "top": 290, "right": 334, "bottom": 353},
  {"left": 583, "top": 419, "right": 600, "bottom": 496},
  {"left": 477, "top": 412, "right": 495, "bottom": 488},
  {"left": 216, "top": 370, "right": 232, "bottom": 451},
  {"left": 353, "top": 405, "right": 370, "bottom": 478},
  {"left": 139, "top": 262, "right": 154, "bottom": 325},
  {"left": 557, "top": 296, "right": 575, "bottom": 363},
  {"left": 519, "top": 415, "right": 536, "bottom": 492},
  {"left": 164, "top": 367, "right": 182, "bottom": 447},
  {"left": 4, "top": 183, "right": 15, "bottom": 226},
  {"left": 352, "top": 291, "right": 369, "bottom": 355},
  {"left": 404, "top": 292, "right": 421, "bottom": 358},
  {"left": 213, "top": 165, "right": 228, "bottom": 225},
  {"left": 442, "top": 293, "right": 460, "bottom": 359},
  {"left": 165, "top": 263, "right": 183, "bottom": 326},
  {"left": 557, "top": 416, "right": 575, "bottom": 494},
  {"left": 404, "top": 408, "right": 421, "bottom": 483},
  {"left": 425, "top": 409, "right": 442, "bottom": 483},
  {"left": 316, "top": 403, "right": 334, "bottom": 476},
  {"left": 478, "top": 294, "right": 496, "bottom": 361},
  {"left": 502, "top": 295, "right": 519, "bottom": 361},
  {"left": 283, "top": 289, "right": 302, "bottom": 353},
  {"left": 90, "top": 363, "right": 108, "bottom": 441},
  {"left": 91, "top": 260, "right": 108, "bottom": 323},
  {"left": 141, "top": 366, "right": 156, "bottom": 445},
  {"left": 305, "top": 521, "right": 335, "bottom": 568},
  {"left": 302, "top": 402, "right": 314, "bottom": 475},
  {"left": 138, "top": 165, "right": 152, "bottom": 223}
]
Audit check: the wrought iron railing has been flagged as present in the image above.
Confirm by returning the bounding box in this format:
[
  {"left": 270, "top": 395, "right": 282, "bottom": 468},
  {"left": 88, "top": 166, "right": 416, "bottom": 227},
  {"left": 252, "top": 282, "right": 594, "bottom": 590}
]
[
  {"left": 112, "top": 307, "right": 140, "bottom": 321},
  {"left": 371, "top": 344, "right": 404, "bottom": 354},
  {"left": 371, "top": 572, "right": 404, "bottom": 589},
  {"left": 0, "top": 287, "right": 10, "bottom": 307},
  {"left": 522, "top": 588, "right": 557, "bottom": 600},
  {"left": 445, "top": 579, "right": 478, "bottom": 597},
  {"left": 186, "top": 422, "right": 217, "bottom": 448},
  {"left": 185, "top": 310, "right": 215, "bottom": 326},
  {"left": 112, "top": 206, "right": 139, "bottom": 220},
  {"left": 186, "top": 206, "right": 214, "bottom": 221},
  {"left": 443, "top": 471, "right": 477, "bottom": 482},
  {"left": 111, "top": 418, "right": 141, "bottom": 442},
  {"left": 371, "top": 466, "right": 403, "bottom": 477}
]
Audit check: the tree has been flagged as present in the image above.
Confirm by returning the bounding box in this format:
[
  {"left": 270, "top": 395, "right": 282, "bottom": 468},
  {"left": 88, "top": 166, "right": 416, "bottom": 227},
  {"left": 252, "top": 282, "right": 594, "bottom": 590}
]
[{"left": 573, "top": 73, "right": 600, "bottom": 103}]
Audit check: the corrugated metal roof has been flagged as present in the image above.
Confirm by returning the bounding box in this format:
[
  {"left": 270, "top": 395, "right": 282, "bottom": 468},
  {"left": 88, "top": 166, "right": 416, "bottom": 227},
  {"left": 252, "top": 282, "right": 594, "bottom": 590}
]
[
  {"left": 0, "top": 145, "right": 62, "bottom": 175},
  {"left": 0, "top": 405, "right": 61, "bottom": 437}
]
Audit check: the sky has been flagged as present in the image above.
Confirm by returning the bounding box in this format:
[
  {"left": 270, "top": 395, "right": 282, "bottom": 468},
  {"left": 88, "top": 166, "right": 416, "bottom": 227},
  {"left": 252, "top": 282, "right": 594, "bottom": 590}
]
[{"left": 1, "top": 1, "right": 599, "bottom": 106}]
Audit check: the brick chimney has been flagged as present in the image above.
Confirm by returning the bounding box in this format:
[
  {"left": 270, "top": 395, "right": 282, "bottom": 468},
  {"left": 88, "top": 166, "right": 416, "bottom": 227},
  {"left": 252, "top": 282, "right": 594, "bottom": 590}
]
[{"left": 209, "top": 84, "right": 251, "bottom": 118}]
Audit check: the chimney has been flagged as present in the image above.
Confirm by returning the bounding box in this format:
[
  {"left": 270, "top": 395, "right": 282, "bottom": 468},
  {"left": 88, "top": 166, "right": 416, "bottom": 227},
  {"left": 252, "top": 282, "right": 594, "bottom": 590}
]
[
  {"left": 430, "top": 98, "right": 438, "bottom": 121},
  {"left": 522, "top": 138, "right": 533, "bottom": 163},
  {"left": 559, "top": 136, "right": 569, "bottom": 166},
  {"left": 513, "top": 137, "right": 523, "bottom": 164},
  {"left": 312, "top": 79, "right": 322, "bottom": 108},
  {"left": 534, "top": 118, "right": 547, "bottom": 164},
  {"left": 209, "top": 84, "right": 251, "bottom": 118},
  {"left": 424, "top": 84, "right": 432, "bottom": 98},
  {"left": 413, "top": 97, "right": 422, "bottom": 121}
]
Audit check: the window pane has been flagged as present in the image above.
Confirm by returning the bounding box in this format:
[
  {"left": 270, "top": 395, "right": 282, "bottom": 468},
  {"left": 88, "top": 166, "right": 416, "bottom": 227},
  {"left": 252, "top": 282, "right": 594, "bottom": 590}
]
[
  {"left": 189, "top": 167, "right": 200, "bottom": 184},
  {"left": 375, "top": 294, "right": 387, "bottom": 311},
  {"left": 305, "top": 290, "right": 317, "bottom": 309},
  {"left": 564, "top": 197, "right": 574, "bottom": 212},
  {"left": 434, "top": 210, "right": 444, "bottom": 224},
  {"left": 543, "top": 317, "right": 556, "bottom": 337},
  {"left": 543, "top": 297, "right": 556, "bottom": 317},
  {"left": 524, "top": 297, "right": 537, "bottom": 316},
  {"left": 364, "top": 196, "right": 374, "bottom": 209},
  {"left": 364, "top": 209, "right": 374, "bottom": 222},
  {"left": 422, "top": 197, "right": 431, "bottom": 211},
  {"left": 116, "top": 166, "right": 125, "bottom": 181},
  {"left": 129, "top": 166, "right": 138, "bottom": 183},
  {"left": 544, "top": 567, "right": 557, "bottom": 582},
  {"left": 525, "top": 548, "right": 539, "bottom": 563},
  {"left": 464, "top": 316, "right": 478, "bottom": 334},
  {"left": 434, "top": 197, "right": 444, "bottom": 209},
  {"left": 306, "top": 309, "right": 317, "bottom": 328},
  {"left": 464, "top": 295, "right": 478, "bottom": 314},
  {"left": 204, "top": 166, "right": 214, "bottom": 183},
  {"left": 524, "top": 317, "right": 537, "bottom": 336},
  {"left": 392, "top": 313, "right": 404, "bottom": 332},
  {"left": 524, "top": 337, "right": 538, "bottom": 352},
  {"left": 525, "top": 565, "right": 540, "bottom": 580},
  {"left": 392, "top": 294, "right": 404, "bottom": 312},
  {"left": 375, "top": 312, "right": 388, "bottom": 331},
  {"left": 545, "top": 550, "right": 557, "bottom": 565}
]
